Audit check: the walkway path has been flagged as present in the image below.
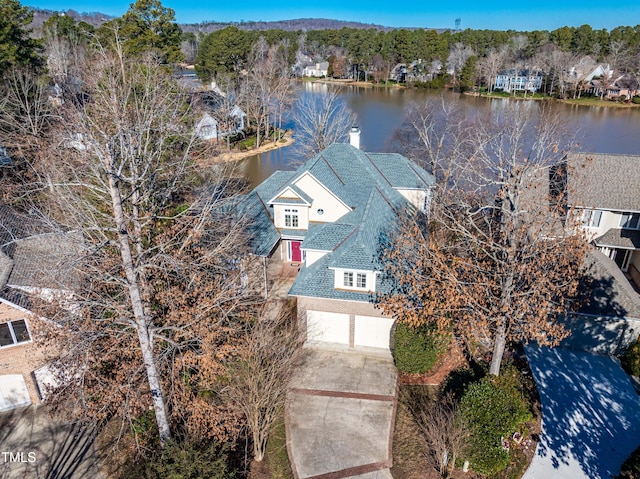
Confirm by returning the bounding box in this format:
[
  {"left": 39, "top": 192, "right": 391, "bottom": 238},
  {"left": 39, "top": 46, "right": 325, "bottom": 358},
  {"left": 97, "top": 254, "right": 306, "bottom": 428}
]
[
  {"left": 523, "top": 345, "right": 640, "bottom": 479},
  {"left": 286, "top": 348, "right": 397, "bottom": 479}
]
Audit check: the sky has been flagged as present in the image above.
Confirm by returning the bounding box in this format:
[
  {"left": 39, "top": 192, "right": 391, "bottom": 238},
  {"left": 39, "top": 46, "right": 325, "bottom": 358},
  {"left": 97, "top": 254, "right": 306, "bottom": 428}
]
[{"left": 27, "top": 0, "right": 640, "bottom": 31}]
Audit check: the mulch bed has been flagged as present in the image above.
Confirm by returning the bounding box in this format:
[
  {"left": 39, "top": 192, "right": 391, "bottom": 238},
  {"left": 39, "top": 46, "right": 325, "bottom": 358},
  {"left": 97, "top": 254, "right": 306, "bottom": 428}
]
[{"left": 399, "top": 342, "right": 466, "bottom": 386}]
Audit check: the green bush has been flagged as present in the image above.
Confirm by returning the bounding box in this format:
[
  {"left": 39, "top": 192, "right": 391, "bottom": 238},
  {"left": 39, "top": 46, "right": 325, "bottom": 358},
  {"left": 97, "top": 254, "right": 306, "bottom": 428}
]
[
  {"left": 135, "top": 439, "right": 232, "bottom": 479},
  {"left": 393, "top": 323, "right": 449, "bottom": 374},
  {"left": 621, "top": 338, "right": 640, "bottom": 377},
  {"left": 632, "top": 96, "right": 640, "bottom": 104},
  {"left": 458, "top": 367, "right": 533, "bottom": 476}
]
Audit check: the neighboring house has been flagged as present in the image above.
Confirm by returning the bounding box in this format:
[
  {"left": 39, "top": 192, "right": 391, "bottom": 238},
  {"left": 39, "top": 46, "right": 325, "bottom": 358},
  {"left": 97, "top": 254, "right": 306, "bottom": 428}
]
[
  {"left": 240, "top": 128, "right": 435, "bottom": 354},
  {"left": 390, "top": 63, "right": 408, "bottom": 82},
  {"left": 303, "top": 62, "right": 329, "bottom": 78},
  {"left": 561, "top": 153, "right": 640, "bottom": 287},
  {"left": 494, "top": 69, "right": 544, "bottom": 93},
  {"left": 0, "top": 296, "right": 45, "bottom": 410},
  {"left": 196, "top": 92, "right": 246, "bottom": 141},
  {"left": 590, "top": 71, "right": 640, "bottom": 99},
  {"left": 0, "top": 205, "right": 80, "bottom": 410}
]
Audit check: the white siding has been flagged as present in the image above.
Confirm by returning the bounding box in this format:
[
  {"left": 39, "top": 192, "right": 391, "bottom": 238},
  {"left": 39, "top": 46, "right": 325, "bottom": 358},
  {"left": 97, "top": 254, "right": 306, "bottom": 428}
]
[
  {"left": 294, "top": 173, "right": 350, "bottom": 223},
  {"left": 396, "top": 188, "right": 430, "bottom": 212},
  {"left": 354, "top": 315, "right": 394, "bottom": 349},
  {"left": 305, "top": 250, "right": 328, "bottom": 266},
  {"left": 306, "top": 311, "right": 350, "bottom": 345}
]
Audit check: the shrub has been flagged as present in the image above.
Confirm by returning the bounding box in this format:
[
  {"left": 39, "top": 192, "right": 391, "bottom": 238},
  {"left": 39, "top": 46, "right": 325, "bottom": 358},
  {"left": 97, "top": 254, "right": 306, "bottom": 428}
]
[
  {"left": 393, "top": 323, "right": 449, "bottom": 374},
  {"left": 632, "top": 96, "right": 640, "bottom": 104},
  {"left": 134, "top": 439, "right": 232, "bottom": 479},
  {"left": 458, "top": 367, "right": 533, "bottom": 476},
  {"left": 621, "top": 338, "right": 640, "bottom": 377}
]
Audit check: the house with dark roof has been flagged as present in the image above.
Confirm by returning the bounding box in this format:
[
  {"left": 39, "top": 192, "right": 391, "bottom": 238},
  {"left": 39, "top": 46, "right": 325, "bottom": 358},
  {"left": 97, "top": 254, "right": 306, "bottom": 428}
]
[
  {"left": 0, "top": 205, "right": 80, "bottom": 410},
  {"left": 563, "top": 153, "right": 640, "bottom": 288},
  {"left": 241, "top": 128, "right": 435, "bottom": 354}
]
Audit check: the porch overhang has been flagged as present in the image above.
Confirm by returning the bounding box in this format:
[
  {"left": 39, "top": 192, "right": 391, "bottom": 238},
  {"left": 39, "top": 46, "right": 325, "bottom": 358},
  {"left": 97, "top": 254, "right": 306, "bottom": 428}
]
[{"left": 593, "top": 228, "right": 640, "bottom": 250}]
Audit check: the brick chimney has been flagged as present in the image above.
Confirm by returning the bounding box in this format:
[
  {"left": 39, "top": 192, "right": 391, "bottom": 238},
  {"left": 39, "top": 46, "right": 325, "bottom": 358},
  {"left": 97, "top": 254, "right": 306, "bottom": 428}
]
[{"left": 349, "top": 126, "right": 361, "bottom": 149}]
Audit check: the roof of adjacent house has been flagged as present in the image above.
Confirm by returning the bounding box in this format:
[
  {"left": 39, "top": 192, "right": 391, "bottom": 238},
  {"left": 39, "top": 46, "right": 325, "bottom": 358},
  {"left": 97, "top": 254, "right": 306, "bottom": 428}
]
[
  {"left": 593, "top": 228, "right": 640, "bottom": 250},
  {"left": 565, "top": 152, "right": 640, "bottom": 212},
  {"left": 581, "top": 249, "right": 640, "bottom": 318},
  {"left": 0, "top": 205, "right": 82, "bottom": 291},
  {"left": 242, "top": 143, "right": 434, "bottom": 302}
]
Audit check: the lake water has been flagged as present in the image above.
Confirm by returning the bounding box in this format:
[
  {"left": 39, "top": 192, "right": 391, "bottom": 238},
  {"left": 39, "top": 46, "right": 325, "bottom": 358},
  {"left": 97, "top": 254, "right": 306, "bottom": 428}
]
[{"left": 240, "top": 83, "right": 640, "bottom": 186}]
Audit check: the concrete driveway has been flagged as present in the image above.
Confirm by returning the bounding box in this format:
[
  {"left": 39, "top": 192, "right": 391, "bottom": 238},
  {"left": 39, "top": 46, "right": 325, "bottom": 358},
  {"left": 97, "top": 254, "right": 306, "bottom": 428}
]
[
  {"left": 523, "top": 345, "right": 640, "bottom": 479},
  {"left": 0, "top": 405, "right": 104, "bottom": 479},
  {"left": 286, "top": 347, "right": 397, "bottom": 479}
]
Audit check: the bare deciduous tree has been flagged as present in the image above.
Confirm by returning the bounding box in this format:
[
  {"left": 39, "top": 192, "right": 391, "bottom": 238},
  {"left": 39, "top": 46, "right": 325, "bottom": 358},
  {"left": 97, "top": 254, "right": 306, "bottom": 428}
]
[
  {"left": 413, "top": 392, "right": 469, "bottom": 478},
  {"left": 222, "top": 301, "right": 304, "bottom": 462},
  {"left": 293, "top": 89, "right": 356, "bottom": 157},
  {"left": 36, "top": 38, "right": 256, "bottom": 446},
  {"left": 381, "top": 104, "right": 588, "bottom": 376}
]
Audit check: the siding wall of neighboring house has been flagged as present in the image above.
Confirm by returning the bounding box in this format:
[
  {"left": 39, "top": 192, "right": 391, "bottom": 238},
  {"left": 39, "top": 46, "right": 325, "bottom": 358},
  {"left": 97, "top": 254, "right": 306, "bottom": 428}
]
[
  {"left": 630, "top": 254, "right": 640, "bottom": 287},
  {"left": 0, "top": 300, "right": 46, "bottom": 407}
]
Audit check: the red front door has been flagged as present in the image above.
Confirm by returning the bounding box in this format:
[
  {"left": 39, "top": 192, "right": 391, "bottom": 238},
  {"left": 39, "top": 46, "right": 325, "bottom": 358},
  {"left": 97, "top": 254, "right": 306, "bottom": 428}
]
[{"left": 290, "top": 241, "right": 302, "bottom": 262}]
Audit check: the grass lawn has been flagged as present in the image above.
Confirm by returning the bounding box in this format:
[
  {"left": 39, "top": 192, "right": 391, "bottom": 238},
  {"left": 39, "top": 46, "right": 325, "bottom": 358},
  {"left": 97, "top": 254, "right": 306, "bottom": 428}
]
[
  {"left": 250, "top": 416, "right": 294, "bottom": 479},
  {"left": 562, "top": 97, "right": 639, "bottom": 108}
]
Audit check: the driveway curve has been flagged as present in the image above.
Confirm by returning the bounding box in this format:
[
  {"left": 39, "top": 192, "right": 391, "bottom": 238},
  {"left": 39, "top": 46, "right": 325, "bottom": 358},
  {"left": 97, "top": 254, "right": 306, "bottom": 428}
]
[
  {"left": 523, "top": 345, "right": 640, "bottom": 479},
  {"left": 286, "top": 348, "right": 397, "bottom": 479}
]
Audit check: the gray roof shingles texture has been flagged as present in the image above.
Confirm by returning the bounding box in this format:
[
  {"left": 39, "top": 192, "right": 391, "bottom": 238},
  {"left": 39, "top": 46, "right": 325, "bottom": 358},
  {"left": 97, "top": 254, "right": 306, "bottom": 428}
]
[
  {"left": 593, "top": 228, "right": 640, "bottom": 249},
  {"left": 581, "top": 249, "right": 640, "bottom": 318},
  {"left": 246, "top": 143, "right": 434, "bottom": 303},
  {"left": 566, "top": 152, "right": 640, "bottom": 212}
]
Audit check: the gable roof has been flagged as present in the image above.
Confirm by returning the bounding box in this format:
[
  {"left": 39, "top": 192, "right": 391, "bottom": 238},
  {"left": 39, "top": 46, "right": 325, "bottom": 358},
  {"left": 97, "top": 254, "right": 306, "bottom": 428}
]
[{"left": 565, "top": 153, "right": 640, "bottom": 212}]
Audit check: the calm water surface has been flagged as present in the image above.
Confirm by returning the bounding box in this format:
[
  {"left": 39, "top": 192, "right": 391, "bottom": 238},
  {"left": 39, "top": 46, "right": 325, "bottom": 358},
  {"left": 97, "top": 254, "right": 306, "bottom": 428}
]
[{"left": 241, "top": 83, "right": 640, "bottom": 186}]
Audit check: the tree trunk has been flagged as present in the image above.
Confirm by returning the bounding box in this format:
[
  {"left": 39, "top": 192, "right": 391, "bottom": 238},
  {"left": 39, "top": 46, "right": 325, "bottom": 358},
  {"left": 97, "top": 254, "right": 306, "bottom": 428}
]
[
  {"left": 108, "top": 173, "right": 172, "bottom": 444},
  {"left": 489, "top": 319, "right": 507, "bottom": 376}
]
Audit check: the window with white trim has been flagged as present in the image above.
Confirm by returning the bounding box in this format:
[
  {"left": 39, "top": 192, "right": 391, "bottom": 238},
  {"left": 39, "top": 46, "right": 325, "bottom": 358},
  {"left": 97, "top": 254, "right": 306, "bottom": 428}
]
[
  {"left": 0, "top": 319, "right": 31, "bottom": 347},
  {"left": 284, "top": 208, "right": 299, "bottom": 228},
  {"left": 343, "top": 272, "right": 353, "bottom": 287},
  {"left": 581, "top": 209, "right": 602, "bottom": 228},
  {"left": 356, "top": 273, "right": 367, "bottom": 289},
  {"left": 620, "top": 212, "right": 640, "bottom": 230}
]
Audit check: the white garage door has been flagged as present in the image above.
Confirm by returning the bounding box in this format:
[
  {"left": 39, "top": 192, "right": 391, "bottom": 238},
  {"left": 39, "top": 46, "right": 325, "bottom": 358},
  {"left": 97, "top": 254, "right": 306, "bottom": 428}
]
[
  {"left": 307, "top": 310, "right": 350, "bottom": 345},
  {"left": 354, "top": 315, "right": 394, "bottom": 349},
  {"left": 0, "top": 374, "right": 31, "bottom": 411}
]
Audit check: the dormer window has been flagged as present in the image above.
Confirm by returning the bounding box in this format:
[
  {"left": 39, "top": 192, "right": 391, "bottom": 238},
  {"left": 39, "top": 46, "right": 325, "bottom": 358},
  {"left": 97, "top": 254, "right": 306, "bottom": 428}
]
[
  {"left": 285, "top": 208, "right": 299, "bottom": 228},
  {"left": 342, "top": 271, "right": 368, "bottom": 290}
]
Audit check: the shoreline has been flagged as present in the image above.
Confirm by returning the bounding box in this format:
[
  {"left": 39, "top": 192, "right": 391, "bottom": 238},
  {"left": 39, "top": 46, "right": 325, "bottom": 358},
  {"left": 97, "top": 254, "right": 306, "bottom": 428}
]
[{"left": 216, "top": 131, "right": 295, "bottom": 162}]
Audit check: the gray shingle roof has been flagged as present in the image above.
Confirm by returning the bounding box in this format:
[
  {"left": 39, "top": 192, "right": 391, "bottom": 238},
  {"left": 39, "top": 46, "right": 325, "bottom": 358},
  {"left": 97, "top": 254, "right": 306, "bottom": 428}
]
[
  {"left": 581, "top": 249, "right": 640, "bottom": 318},
  {"left": 593, "top": 228, "right": 640, "bottom": 249},
  {"left": 566, "top": 153, "right": 640, "bottom": 212},
  {"left": 246, "top": 142, "right": 434, "bottom": 301},
  {"left": 237, "top": 191, "right": 280, "bottom": 257},
  {"left": 302, "top": 224, "right": 356, "bottom": 251}
]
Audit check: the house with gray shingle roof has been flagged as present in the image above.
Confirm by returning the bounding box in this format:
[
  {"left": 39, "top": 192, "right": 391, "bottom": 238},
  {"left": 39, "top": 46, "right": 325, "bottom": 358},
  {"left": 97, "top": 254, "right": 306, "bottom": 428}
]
[
  {"left": 242, "top": 130, "right": 434, "bottom": 353},
  {"left": 564, "top": 152, "right": 640, "bottom": 289}
]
